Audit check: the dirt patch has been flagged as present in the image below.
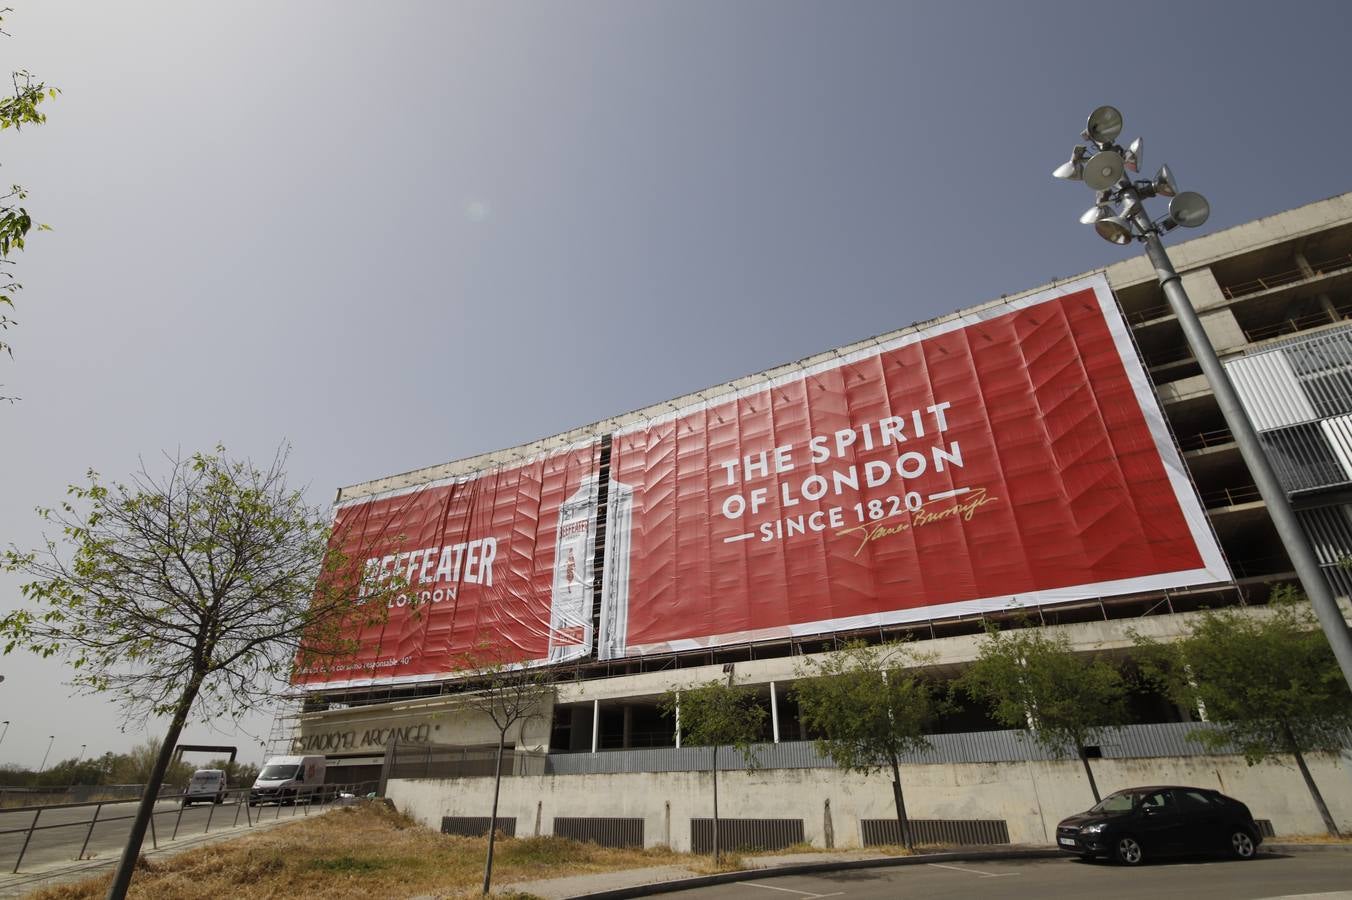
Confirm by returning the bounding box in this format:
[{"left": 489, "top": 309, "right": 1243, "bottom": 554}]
[{"left": 29, "top": 803, "right": 702, "bottom": 899}]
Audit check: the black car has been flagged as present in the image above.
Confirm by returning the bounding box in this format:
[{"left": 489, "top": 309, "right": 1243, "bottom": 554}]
[{"left": 1056, "top": 785, "right": 1261, "bottom": 865}]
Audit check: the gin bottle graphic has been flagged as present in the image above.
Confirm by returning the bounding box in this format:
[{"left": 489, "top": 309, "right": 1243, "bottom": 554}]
[
  {"left": 548, "top": 477, "right": 599, "bottom": 662},
  {"left": 598, "top": 479, "right": 634, "bottom": 660}
]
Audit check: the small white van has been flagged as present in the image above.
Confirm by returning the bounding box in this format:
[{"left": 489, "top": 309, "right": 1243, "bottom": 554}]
[
  {"left": 183, "top": 769, "right": 227, "bottom": 807},
  {"left": 249, "top": 755, "right": 326, "bottom": 806}
]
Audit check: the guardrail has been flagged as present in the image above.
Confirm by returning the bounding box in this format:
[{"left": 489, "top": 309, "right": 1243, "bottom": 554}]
[{"left": 0, "top": 779, "right": 378, "bottom": 874}]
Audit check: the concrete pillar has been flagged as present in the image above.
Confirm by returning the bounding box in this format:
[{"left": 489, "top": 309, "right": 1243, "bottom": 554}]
[
  {"left": 591, "top": 699, "right": 600, "bottom": 754},
  {"left": 622, "top": 705, "right": 633, "bottom": 749},
  {"left": 770, "top": 681, "right": 780, "bottom": 744},
  {"left": 1295, "top": 252, "right": 1341, "bottom": 321}
]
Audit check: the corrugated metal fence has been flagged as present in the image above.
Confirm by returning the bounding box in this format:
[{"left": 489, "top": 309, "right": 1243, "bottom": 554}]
[
  {"left": 543, "top": 722, "right": 1236, "bottom": 776},
  {"left": 388, "top": 722, "right": 1344, "bottom": 782}
]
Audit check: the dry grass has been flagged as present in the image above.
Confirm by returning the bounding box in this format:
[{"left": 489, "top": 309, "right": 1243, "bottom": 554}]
[{"left": 30, "top": 802, "right": 708, "bottom": 900}]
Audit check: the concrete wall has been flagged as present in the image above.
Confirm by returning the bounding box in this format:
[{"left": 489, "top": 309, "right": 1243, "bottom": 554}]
[{"left": 388, "top": 752, "right": 1352, "bottom": 850}]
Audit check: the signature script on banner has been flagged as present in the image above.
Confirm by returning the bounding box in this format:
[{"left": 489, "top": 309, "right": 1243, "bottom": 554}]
[{"left": 835, "top": 487, "right": 1000, "bottom": 557}]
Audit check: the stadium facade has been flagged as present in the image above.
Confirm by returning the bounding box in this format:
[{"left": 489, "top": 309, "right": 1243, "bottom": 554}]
[{"left": 280, "top": 192, "right": 1352, "bottom": 841}]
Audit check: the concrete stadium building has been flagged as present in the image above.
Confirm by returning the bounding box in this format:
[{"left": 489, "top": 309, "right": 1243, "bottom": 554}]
[{"left": 282, "top": 191, "right": 1352, "bottom": 847}]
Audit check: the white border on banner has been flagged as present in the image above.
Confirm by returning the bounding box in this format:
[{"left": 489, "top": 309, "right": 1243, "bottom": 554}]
[{"left": 601, "top": 273, "right": 1231, "bottom": 659}]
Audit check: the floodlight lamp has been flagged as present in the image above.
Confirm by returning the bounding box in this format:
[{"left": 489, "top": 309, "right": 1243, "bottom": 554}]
[
  {"left": 1053, "top": 146, "right": 1088, "bottom": 181},
  {"left": 1080, "top": 203, "right": 1114, "bottom": 225},
  {"left": 1095, "top": 215, "right": 1135, "bottom": 245},
  {"left": 1084, "top": 105, "right": 1124, "bottom": 145},
  {"left": 1154, "top": 164, "right": 1178, "bottom": 197},
  {"left": 1169, "top": 191, "right": 1210, "bottom": 228},
  {"left": 1124, "top": 137, "right": 1143, "bottom": 173},
  {"left": 1083, "top": 150, "right": 1125, "bottom": 190}
]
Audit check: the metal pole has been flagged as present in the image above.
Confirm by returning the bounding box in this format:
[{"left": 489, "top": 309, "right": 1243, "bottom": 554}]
[
  {"left": 12, "top": 808, "right": 41, "bottom": 873},
  {"left": 1138, "top": 223, "right": 1352, "bottom": 691},
  {"left": 78, "top": 803, "right": 102, "bottom": 860}
]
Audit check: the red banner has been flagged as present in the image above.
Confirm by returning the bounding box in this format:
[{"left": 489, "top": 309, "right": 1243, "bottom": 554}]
[
  {"left": 294, "top": 442, "right": 602, "bottom": 688},
  {"left": 598, "top": 276, "right": 1228, "bottom": 658}
]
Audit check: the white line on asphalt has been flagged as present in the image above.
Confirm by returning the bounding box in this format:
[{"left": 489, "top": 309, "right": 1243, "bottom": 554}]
[
  {"left": 926, "top": 863, "right": 1020, "bottom": 878},
  {"left": 741, "top": 882, "right": 843, "bottom": 898}
]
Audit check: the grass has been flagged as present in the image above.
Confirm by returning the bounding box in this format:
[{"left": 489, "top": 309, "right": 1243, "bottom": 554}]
[{"left": 30, "top": 802, "right": 714, "bottom": 900}]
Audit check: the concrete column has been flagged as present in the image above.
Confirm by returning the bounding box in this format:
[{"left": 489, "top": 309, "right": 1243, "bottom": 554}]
[
  {"left": 1295, "top": 251, "right": 1340, "bottom": 321},
  {"left": 591, "top": 700, "right": 600, "bottom": 754},
  {"left": 622, "top": 705, "right": 633, "bottom": 749},
  {"left": 770, "top": 682, "right": 780, "bottom": 744}
]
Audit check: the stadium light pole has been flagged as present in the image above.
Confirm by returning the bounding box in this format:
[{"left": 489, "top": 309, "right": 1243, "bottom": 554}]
[{"left": 1052, "top": 105, "right": 1352, "bottom": 695}]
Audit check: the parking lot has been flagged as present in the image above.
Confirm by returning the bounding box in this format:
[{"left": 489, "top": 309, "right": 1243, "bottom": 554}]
[{"left": 677, "top": 854, "right": 1352, "bottom": 899}]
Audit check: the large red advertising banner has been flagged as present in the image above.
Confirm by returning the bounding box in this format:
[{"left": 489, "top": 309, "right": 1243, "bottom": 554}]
[
  {"left": 293, "top": 441, "right": 602, "bottom": 689},
  {"left": 598, "top": 275, "right": 1229, "bottom": 659}
]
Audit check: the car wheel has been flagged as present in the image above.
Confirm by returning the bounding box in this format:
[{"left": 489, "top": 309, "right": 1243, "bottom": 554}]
[
  {"left": 1114, "top": 836, "right": 1144, "bottom": 866},
  {"left": 1229, "top": 829, "right": 1256, "bottom": 859}
]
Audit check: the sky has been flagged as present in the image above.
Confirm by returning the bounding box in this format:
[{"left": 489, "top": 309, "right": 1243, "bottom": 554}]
[{"left": 2, "top": 0, "right": 1351, "bottom": 770}]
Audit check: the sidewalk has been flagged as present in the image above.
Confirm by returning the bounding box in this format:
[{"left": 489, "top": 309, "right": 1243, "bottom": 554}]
[
  {"left": 502, "top": 845, "right": 1065, "bottom": 900},
  {"left": 0, "top": 814, "right": 298, "bottom": 899},
  {"left": 503, "top": 841, "right": 1352, "bottom": 900}
]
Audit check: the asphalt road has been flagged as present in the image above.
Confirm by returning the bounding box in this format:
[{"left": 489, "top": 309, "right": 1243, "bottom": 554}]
[
  {"left": 0, "top": 796, "right": 317, "bottom": 873},
  {"left": 679, "top": 854, "right": 1352, "bottom": 900}
]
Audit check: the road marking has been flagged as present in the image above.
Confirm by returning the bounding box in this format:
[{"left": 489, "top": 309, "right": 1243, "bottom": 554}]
[
  {"left": 741, "top": 883, "right": 844, "bottom": 898},
  {"left": 926, "top": 863, "right": 1020, "bottom": 878}
]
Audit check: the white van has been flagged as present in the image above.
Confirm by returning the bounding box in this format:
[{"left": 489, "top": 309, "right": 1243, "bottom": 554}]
[
  {"left": 249, "top": 755, "right": 326, "bottom": 806},
  {"left": 183, "top": 769, "right": 227, "bottom": 807}
]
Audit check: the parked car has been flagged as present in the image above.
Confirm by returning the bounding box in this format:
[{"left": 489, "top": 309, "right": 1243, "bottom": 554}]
[
  {"left": 182, "top": 769, "right": 227, "bottom": 807},
  {"left": 1056, "top": 785, "right": 1261, "bottom": 865}
]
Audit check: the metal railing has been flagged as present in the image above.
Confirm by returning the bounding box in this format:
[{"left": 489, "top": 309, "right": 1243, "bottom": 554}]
[
  {"left": 1125, "top": 303, "right": 1172, "bottom": 325},
  {"left": 1201, "top": 484, "right": 1263, "bottom": 509},
  {"left": 0, "top": 780, "right": 377, "bottom": 874},
  {"left": 1242, "top": 307, "right": 1352, "bottom": 343},
  {"left": 1177, "top": 428, "right": 1234, "bottom": 451},
  {"left": 1221, "top": 252, "right": 1352, "bottom": 300}
]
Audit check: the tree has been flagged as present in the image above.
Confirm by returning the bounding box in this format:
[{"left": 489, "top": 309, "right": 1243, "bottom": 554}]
[
  {"left": 455, "top": 650, "right": 555, "bottom": 896},
  {"left": 957, "top": 623, "right": 1129, "bottom": 802},
  {"left": 661, "top": 677, "right": 767, "bottom": 864},
  {"left": 1134, "top": 587, "right": 1352, "bottom": 836},
  {"left": 0, "top": 8, "right": 58, "bottom": 402},
  {"left": 794, "top": 641, "right": 943, "bottom": 850},
  {"left": 1, "top": 446, "right": 402, "bottom": 900}
]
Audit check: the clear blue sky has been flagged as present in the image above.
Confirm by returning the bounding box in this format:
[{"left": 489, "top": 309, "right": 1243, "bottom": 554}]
[{"left": 2, "top": 0, "right": 1351, "bottom": 768}]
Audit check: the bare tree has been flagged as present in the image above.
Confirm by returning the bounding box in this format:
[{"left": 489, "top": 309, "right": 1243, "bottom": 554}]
[
  {"left": 1, "top": 446, "right": 405, "bottom": 900},
  {"left": 456, "top": 650, "right": 555, "bottom": 895}
]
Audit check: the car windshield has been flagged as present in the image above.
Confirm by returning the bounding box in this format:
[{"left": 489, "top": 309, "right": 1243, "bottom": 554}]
[
  {"left": 1089, "top": 792, "right": 1135, "bottom": 813},
  {"left": 258, "top": 765, "right": 298, "bottom": 781}
]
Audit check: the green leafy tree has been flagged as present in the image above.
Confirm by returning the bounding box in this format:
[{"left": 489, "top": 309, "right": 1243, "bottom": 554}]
[
  {"left": 1134, "top": 587, "right": 1352, "bottom": 835},
  {"left": 958, "top": 623, "right": 1129, "bottom": 802},
  {"left": 456, "top": 649, "right": 554, "bottom": 896},
  {"left": 661, "top": 678, "right": 767, "bottom": 863},
  {"left": 794, "top": 641, "right": 943, "bottom": 850},
  {"left": 0, "top": 9, "right": 58, "bottom": 401},
  {"left": 1, "top": 446, "right": 405, "bottom": 899}
]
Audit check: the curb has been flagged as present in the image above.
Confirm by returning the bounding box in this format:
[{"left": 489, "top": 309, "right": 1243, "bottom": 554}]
[
  {"left": 1263, "top": 842, "right": 1352, "bottom": 854},
  {"left": 561, "top": 847, "right": 1065, "bottom": 900}
]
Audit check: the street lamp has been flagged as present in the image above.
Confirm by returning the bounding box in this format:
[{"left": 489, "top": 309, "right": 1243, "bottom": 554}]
[
  {"left": 0, "top": 721, "right": 9, "bottom": 749},
  {"left": 37, "top": 735, "right": 55, "bottom": 776},
  {"left": 76, "top": 744, "right": 87, "bottom": 765},
  {"left": 1052, "top": 105, "right": 1352, "bottom": 695}
]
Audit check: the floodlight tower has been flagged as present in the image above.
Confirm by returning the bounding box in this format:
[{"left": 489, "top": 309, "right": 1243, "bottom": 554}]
[{"left": 1053, "top": 105, "right": 1352, "bottom": 693}]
